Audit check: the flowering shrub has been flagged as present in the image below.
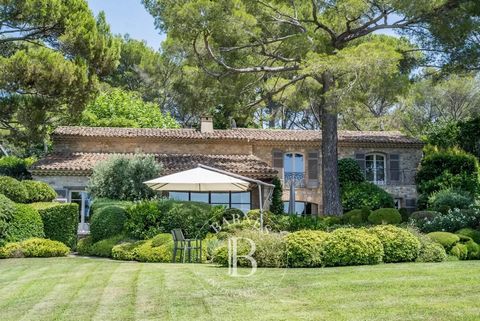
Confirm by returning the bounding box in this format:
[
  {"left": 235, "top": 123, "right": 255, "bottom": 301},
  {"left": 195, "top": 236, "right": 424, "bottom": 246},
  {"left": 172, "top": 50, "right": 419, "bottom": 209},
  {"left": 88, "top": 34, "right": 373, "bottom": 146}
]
[{"left": 417, "top": 208, "right": 480, "bottom": 233}]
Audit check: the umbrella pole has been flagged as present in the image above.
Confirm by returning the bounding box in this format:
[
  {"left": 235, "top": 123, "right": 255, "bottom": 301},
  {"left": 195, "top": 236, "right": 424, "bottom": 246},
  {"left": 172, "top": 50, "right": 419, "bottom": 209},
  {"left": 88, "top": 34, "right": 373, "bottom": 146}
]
[{"left": 258, "top": 184, "right": 263, "bottom": 230}]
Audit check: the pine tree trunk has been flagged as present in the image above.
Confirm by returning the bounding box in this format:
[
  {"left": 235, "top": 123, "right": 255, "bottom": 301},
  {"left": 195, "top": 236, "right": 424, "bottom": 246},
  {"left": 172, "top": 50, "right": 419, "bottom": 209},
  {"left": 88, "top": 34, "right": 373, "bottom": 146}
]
[{"left": 321, "top": 72, "right": 343, "bottom": 215}]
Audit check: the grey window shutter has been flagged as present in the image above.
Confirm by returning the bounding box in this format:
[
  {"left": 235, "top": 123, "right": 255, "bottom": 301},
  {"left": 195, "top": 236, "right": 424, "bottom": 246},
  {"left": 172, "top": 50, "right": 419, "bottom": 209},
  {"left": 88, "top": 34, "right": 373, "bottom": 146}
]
[
  {"left": 272, "top": 149, "right": 283, "bottom": 168},
  {"left": 405, "top": 198, "right": 417, "bottom": 213},
  {"left": 355, "top": 153, "right": 366, "bottom": 172},
  {"left": 389, "top": 154, "right": 400, "bottom": 182},
  {"left": 307, "top": 151, "right": 319, "bottom": 180}
]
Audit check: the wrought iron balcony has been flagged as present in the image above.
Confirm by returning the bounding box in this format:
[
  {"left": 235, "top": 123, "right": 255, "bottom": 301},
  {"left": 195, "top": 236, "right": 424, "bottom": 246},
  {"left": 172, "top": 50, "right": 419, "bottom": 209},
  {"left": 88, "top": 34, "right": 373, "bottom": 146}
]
[{"left": 284, "top": 172, "right": 306, "bottom": 188}]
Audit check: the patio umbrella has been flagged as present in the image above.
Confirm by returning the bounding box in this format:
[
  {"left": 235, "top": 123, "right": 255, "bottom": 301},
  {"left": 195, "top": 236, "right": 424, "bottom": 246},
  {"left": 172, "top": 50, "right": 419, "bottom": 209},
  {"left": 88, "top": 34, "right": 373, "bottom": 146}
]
[
  {"left": 144, "top": 167, "right": 250, "bottom": 192},
  {"left": 288, "top": 178, "right": 296, "bottom": 215}
]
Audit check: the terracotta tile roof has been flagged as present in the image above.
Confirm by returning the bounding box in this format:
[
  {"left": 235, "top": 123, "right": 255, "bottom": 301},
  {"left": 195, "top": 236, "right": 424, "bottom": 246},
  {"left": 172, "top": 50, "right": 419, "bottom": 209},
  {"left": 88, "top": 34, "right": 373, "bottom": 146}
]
[
  {"left": 30, "top": 153, "right": 278, "bottom": 179},
  {"left": 53, "top": 126, "right": 422, "bottom": 145}
]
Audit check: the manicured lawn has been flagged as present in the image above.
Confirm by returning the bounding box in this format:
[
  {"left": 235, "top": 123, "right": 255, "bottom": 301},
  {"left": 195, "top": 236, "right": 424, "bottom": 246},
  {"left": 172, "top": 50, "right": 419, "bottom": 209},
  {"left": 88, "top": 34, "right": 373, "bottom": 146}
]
[{"left": 1, "top": 258, "right": 480, "bottom": 321}]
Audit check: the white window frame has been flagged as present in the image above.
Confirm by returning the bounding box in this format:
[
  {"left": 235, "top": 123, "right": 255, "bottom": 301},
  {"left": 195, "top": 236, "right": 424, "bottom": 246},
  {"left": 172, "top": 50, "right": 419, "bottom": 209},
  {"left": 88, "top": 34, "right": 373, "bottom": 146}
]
[{"left": 365, "top": 153, "right": 386, "bottom": 185}]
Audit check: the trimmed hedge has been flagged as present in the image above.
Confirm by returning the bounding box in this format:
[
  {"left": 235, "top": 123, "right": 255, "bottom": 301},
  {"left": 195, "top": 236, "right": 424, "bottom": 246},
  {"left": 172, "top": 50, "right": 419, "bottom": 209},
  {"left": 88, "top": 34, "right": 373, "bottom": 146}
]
[
  {"left": 428, "top": 189, "right": 474, "bottom": 214},
  {"left": 369, "top": 225, "right": 420, "bottom": 263},
  {"left": 285, "top": 230, "right": 329, "bottom": 267},
  {"left": 450, "top": 243, "right": 468, "bottom": 260},
  {"left": 341, "top": 182, "right": 395, "bottom": 212},
  {"left": 30, "top": 202, "right": 78, "bottom": 248},
  {"left": 0, "top": 176, "right": 28, "bottom": 203},
  {"left": 0, "top": 238, "right": 69, "bottom": 258},
  {"left": 456, "top": 228, "right": 480, "bottom": 244},
  {"left": 427, "top": 232, "right": 460, "bottom": 251},
  {"left": 417, "top": 242, "right": 447, "bottom": 263},
  {"left": 77, "top": 234, "right": 128, "bottom": 257},
  {"left": 22, "top": 181, "right": 56, "bottom": 203},
  {"left": 343, "top": 208, "right": 370, "bottom": 225},
  {"left": 322, "top": 228, "right": 384, "bottom": 266},
  {"left": 90, "top": 198, "right": 133, "bottom": 214},
  {"left": 338, "top": 158, "right": 365, "bottom": 187},
  {"left": 0, "top": 156, "right": 33, "bottom": 180},
  {"left": 0, "top": 194, "right": 15, "bottom": 244},
  {"left": 111, "top": 233, "right": 176, "bottom": 262},
  {"left": 3, "top": 204, "right": 44, "bottom": 243},
  {"left": 368, "top": 208, "right": 402, "bottom": 225},
  {"left": 90, "top": 205, "right": 127, "bottom": 242}
]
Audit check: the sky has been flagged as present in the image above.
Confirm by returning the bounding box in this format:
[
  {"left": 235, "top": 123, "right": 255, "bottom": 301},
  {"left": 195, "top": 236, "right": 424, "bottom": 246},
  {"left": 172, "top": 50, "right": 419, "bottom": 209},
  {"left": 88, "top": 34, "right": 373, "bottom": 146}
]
[{"left": 87, "top": 0, "right": 165, "bottom": 49}]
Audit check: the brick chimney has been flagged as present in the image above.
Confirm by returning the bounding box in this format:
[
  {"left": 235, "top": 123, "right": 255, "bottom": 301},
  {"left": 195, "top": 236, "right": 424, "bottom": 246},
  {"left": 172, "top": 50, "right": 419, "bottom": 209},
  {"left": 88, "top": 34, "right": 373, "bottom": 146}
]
[{"left": 200, "top": 116, "right": 214, "bottom": 133}]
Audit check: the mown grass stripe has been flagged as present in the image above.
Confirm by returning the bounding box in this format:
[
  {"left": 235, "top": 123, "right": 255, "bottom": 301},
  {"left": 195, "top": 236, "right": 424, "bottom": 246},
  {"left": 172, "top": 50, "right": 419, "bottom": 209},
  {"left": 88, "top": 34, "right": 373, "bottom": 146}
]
[
  {"left": 134, "top": 263, "right": 169, "bottom": 321},
  {"left": 92, "top": 262, "right": 141, "bottom": 321}
]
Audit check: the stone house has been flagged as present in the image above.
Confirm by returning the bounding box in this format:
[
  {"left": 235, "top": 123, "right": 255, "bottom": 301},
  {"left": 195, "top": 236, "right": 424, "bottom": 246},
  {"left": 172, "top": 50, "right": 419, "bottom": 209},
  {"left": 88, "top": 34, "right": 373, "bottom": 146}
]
[{"left": 31, "top": 117, "right": 423, "bottom": 225}]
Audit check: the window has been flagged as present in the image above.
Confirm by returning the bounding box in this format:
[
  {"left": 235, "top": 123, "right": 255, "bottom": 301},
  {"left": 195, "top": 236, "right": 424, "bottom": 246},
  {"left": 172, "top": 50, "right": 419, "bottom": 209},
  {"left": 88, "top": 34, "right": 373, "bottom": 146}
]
[
  {"left": 365, "top": 154, "right": 386, "bottom": 185},
  {"left": 284, "top": 153, "right": 305, "bottom": 187},
  {"left": 167, "top": 191, "right": 251, "bottom": 212},
  {"left": 394, "top": 198, "right": 402, "bottom": 209},
  {"left": 69, "top": 190, "right": 91, "bottom": 233},
  {"left": 283, "top": 201, "right": 314, "bottom": 215}
]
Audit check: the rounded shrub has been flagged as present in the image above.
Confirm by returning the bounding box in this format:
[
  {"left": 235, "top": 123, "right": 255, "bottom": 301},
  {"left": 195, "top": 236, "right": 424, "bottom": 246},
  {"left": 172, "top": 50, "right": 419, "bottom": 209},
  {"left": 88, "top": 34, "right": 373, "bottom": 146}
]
[
  {"left": 285, "top": 230, "right": 329, "bottom": 267},
  {"left": 465, "top": 240, "right": 480, "bottom": 260},
  {"left": 22, "top": 180, "right": 56, "bottom": 203},
  {"left": 219, "top": 208, "right": 245, "bottom": 224},
  {"left": 427, "top": 232, "right": 460, "bottom": 251},
  {"left": 134, "top": 239, "right": 173, "bottom": 263},
  {"left": 343, "top": 208, "right": 370, "bottom": 225},
  {"left": 456, "top": 228, "right": 480, "bottom": 243},
  {"left": 368, "top": 208, "right": 402, "bottom": 225},
  {"left": 77, "top": 236, "right": 93, "bottom": 256},
  {"left": 410, "top": 211, "right": 441, "bottom": 222},
  {"left": 341, "top": 182, "right": 394, "bottom": 211},
  {"left": 428, "top": 189, "right": 474, "bottom": 213},
  {"left": 322, "top": 228, "right": 384, "bottom": 266},
  {"left": 417, "top": 242, "right": 447, "bottom": 263},
  {"left": 0, "top": 238, "right": 69, "bottom": 258},
  {"left": 450, "top": 243, "right": 468, "bottom": 260},
  {"left": 0, "top": 156, "right": 33, "bottom": 180},
  {"left": 369, "top": 225, "right": 420, "bottom": 263},
  {"left": 0, "top": 194, "right": 16, "bottom": 244},
  {"left": 90, "top": 205, "right": 127, "bottom": 242},
  {"left": 3, "top": 204, "right": 44, "bottom": 243},
  {"left": 112, "top": 241, "right": 143, "bottom": 261},
  {"left": 88, "top": 234, "right": 127, "bottom": 257},
  {"left": 0, "top": 176, "right": 28, "bottom": 203}
]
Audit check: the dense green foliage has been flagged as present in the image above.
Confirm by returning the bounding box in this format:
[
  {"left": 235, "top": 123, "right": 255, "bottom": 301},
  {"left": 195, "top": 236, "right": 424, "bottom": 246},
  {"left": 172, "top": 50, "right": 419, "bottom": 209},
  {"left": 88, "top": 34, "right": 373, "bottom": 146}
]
[
  {"left": 414, "top": 208, "right": 480, "bottom": 233},
  {"left": 428, "top": 189, "right": 474, "bottom": 214},
  {"left": 416, "top": 148, "right": 480, "bottom": 197},
  {"left": 343, "top": 208, "right": 371, "bottom": 225},
  {"left": 368, "top": 208, "right": 402, "bottom": 225},
  {"left": 369, "top": 225, "right": 420, "bottom": 263},
  {"left": 0, "top": 156, "right": 34, "bottom": 180},
  {"left": 90, "top": 198, "right": 133, "bottom": 214},
  {"left": 450, "top": 243, "right": 469, "bottom": 260},
  {"left": 427, "top": 232, "right": 460, "bottom": 251},
  {"left": 90, "top": 205, "right": 127, "bottom": 242},
  {"left": 125, "top": 199, "right": 220, "bottom": 239},
  {"left": 338, "top": 158, "right": 365, "bottom": 187},
  {"left": 0, "top": 176, "right": 28, "bottom": 203},
  {"left": 269, "top": 176, "right": 283, "bottom": 215},
  {"left": 322, "top": 228, "right": 384, "bottom": 266},
  {"left": 22, "top": 180, "right": 57, "bottom": 203},
  {"left": 30, "top": 202, "right": 79, "bottom": 248},
  {"left": 285, "top": 230, "right": 328, "bottom": 267},
  {"left": 77, "top": 234, "right": 127, "bottom": 258},
  {"left": 80, "top": 88, "right": 179, "bottom": 128},
  {"left": 0, "top": 238, "right": 69, "bottom": 258},
  {"left": 457, "top": 228, "right": 480, "bottom": 244},
  {"left": 0, "top": 194, "right": 16, "bottom": 244},
  {"left": 341, "top": 182, "right": 395, "bottom": 212},
  {"left": 0, "top": 1, "right": 121, "bottom": 146},
  {"left": 2, "top": 204, "right": 44, "bottom": 244},
  {"left": 87, "top": 154, "right": 162, "bottom": 201}
]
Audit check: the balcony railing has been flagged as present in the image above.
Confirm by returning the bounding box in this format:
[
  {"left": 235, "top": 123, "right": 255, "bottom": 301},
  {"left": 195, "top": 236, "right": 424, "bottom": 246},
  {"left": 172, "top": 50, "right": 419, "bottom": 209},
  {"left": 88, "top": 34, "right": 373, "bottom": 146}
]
[{"left": 284, "top": 172, "right": 306, "bottom": 188}]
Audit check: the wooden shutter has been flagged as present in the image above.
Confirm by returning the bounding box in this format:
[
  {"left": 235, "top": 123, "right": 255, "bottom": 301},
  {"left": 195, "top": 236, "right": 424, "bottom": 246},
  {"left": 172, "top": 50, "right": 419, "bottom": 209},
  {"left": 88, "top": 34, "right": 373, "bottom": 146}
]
[
  {"left": 389, "top": 154, "right": 400, "bottom": 182},
  {"left": 307, "top": 151, "right": 319, "bottom": 180},
  {"left": 272, "top": 149, "right": 283, "bottom": 168},
  {"left": 355, "top": 153, "right": 366, "bottom": 172}
]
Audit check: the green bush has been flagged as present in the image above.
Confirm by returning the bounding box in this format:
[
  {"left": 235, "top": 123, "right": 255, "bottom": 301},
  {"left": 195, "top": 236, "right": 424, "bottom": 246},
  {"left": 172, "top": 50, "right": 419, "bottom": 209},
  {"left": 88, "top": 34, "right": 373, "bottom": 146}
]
[
  {"left": 0, "top": 176, "right": 28, "bottom": 203},
  {"left": 416, "top": 147, "right": 480, "bottom": 196},
  {"left": 341, "top": 182, "right": 395, "bottom": 212},
  {"left": 368, "top": 208, "right": 402, "bottom": 225},
  {"left": 428, "top": 189, "right": 474, "bottom": 214},
  {"left": 111, "top": 241, "right": 143, "bottom": 261},
  {"left": 369, "top": 225, "right": 420, "bottom": 263},
  {"left": 0, "top": 238, "right": 69, "bottom": 258},
  {"left": 213, "top": 230, "right": 287, "bottom": 268},
  {"left": 111, "top": 233, "right": 175, "bottom": 262},
  {"left": 0, "top": 156, "right": 33, "bottom": 180},
  {"left": 30, "top": 202, "right": 78, "bottom": 248},
  {"left": 77, "top": 236, "right": 93, "bottom": 255},
  {"left": 417, "top": 242, "right": 447, "bottom": 263},
  {"left": 465, "top": 240, "right": 480, "bottom": 260},
  {"left": 125, "top": 199, "right": 220, "bottom": 240},
  {"left": 338, "top": 158, "right": 365, "bottom": 187},
  {"left": 456, "top": 228, "right": 480, "bottom": 243},
  {"left": 90, "top": 205, "right": 127, "bottom": 242},
  {"left": 322, "top": 228, "right": 384, "bottom": 266},
  {"left": 450, "top": 243, "right": 468, "bottom": 260},
  {"left": 427, "top": 232, "right": 460, "bottom": 251},
  {"left": 3, "top": 204, "right": 44, "bottom": 243},
  {"left": 86, "top": 234, "right": 127, "bottom": 257},
  {"left": 0, "top": 194, "right": 16, "bottom": 245},
  {"left": 218, "top": 208, "right": 246, "bottom": 224},
  {"left": 90, "top": 198, "right": 133, "bottom": 215},
  {"left": 22, "top": 181, "right": 56, "bottom": 203},
  {"left": 399, "top": 208, "right": 410, "bottom": 222},
  {"left": 419, "top": 208, "right": 480, "bottom": 233},
  {"left": 285, "top": 230, "right": 329, "bottom": 267},
  {"left": 271, "top": 215, "right": 332, "bottom": 232},
  {"left": 87, "top": 154, "right": 162, "bottom": 201},
  {"left": 343, "top": 208, "right": 370, "bottom": 225},
  {"left": 269, "top": 176, "right": 284, "bottom": 215}
]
